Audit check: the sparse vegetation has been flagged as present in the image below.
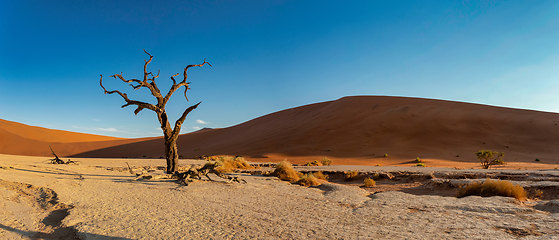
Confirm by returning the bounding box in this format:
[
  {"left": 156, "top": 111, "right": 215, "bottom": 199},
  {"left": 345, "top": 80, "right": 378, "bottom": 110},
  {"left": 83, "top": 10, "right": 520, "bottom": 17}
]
[
  {"left": 313, "top": 171, "right": 328, "bottom": 180},
  {"left": 297, "top": 173, "right": 320, "bottom": 187},
  {"left": 321, "top": 157, "right": 332, "bottom": 166},
  {"left": 272, "top": 161, "right": 300, "bottom": 182},
  {"left": 415, "top": 157, "right": 422, "bottom": 163},
  {"left": 305, "top": 160, "right": 321, "bottom": 166},
  {"left": 534, "top": 189, "right": 543, "bottom": 198},
  {"left": 535, "top": 158, "right": 540, "bottom": 162},
  {"left": 384, "top": 153, "right": 388, "bottom": 157},
  {"left": 456, "top": 179, "right": 526, "bottom": 200},
  {"left": 416, "top": 163, "right": 426, "bottom": 167},
  {"left": 363, "top": 178, "right": 376, "bottom": 187},
  {"left": 345, "top": 170, "right": 359, "bottom": 181},
  {"left": 475, "top": 150, "right": 505, "bottom": 169},
  {"left": 213, "top": 156, "right": 253, "bottom": 173}
]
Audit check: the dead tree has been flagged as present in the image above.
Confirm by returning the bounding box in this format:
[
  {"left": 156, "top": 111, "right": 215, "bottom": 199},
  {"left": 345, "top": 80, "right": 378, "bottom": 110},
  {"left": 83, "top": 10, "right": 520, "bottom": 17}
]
[
  {"left": 49, "top": 146, "right": 76, "bottom": 164},
  {"left": 100, "top": 50, "right": 211, "bottom": 173}
]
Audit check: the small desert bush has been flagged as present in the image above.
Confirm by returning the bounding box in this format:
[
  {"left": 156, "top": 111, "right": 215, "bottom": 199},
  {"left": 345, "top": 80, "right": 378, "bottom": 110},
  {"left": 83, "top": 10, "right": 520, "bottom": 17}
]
[
  {"left": 475, "top": 150, "right": 505, "bottom": 169},
  {"left": 205, "top": 156, "right": 220, "bottom": 161},
  {"left": 363, "top": 178, "right": 376, "bottom": 187},
  {"left": 313, "top": 171, "right": 328, "bottom": 180},
  {"left": 321, "top": 157, "right": 332, "bottom": 166},
  {"left": 456, "top": 179, "right": 526, "bottom": 200},
  {"left": 384, "top": 153, "right": 388, "bottom": 157},
  {"left": 415, "top": 157, "right": 422, "bottom": 163},
  {"left": 345, "top": 170, "right": 359, "bottom": 181},
  {"left": 272, "top": 161, "right": 300, "bottom": 182},
  {"left": 214, "top": 156, "right": 253, "bottom": 173},
  {"left": 297, "top": 173, "right": 321, "bottom": 187},
  {"left": 416, "top": 163, "right": 426, "bottom": 167},
  {"left": 304, "top": 160, "right": 321, "bottom": 166}
]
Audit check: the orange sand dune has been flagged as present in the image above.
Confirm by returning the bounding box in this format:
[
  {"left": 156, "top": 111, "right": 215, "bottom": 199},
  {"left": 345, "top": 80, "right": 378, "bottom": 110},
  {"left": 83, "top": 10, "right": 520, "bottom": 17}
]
[
  {"left": 72, "top": 96, "right": 559, "bottom": 166},
  {"left": 0, "top": 118, "right": 149, "bottom": 157}
]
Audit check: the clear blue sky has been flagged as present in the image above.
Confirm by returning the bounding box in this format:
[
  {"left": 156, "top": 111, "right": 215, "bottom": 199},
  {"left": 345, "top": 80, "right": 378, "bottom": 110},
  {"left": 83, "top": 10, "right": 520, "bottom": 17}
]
[{"left": 1, "top": 0, "right": 559, "bottom": 138}]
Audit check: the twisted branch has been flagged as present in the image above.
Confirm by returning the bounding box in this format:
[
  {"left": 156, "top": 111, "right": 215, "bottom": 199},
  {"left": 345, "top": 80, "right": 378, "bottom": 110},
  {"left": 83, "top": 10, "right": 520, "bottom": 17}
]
[
  {"left": 100, "top": 75, "right": 159, "bottom": 114},
  {"left": 162, "top": 59, "right": 212, "bottom": 104}
]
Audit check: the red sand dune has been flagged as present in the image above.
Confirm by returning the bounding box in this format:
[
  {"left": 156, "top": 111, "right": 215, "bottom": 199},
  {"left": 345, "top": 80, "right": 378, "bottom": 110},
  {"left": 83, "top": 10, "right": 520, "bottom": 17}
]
[
  {"left": 67, "top": 96, "right": 559, "bottom": 165},
  {"left": 0, "top": 118, "right": 148, "bottom": 157}
]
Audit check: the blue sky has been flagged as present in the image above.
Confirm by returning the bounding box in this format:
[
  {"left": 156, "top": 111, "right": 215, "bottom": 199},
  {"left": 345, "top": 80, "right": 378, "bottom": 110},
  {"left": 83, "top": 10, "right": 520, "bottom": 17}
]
[{"left": 1, "top": 0, "right": 559, "bottom": 138}]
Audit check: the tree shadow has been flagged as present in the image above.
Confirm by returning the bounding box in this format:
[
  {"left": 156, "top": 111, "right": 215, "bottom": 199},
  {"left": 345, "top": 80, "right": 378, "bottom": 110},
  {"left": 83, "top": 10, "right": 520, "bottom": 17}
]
[{"left": 0, "top": 223, "right": 133, "bottom": 240}]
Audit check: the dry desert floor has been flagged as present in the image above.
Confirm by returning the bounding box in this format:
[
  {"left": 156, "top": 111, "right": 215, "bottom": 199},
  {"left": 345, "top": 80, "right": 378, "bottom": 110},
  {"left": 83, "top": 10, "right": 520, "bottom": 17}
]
[{"left": 1, "top": 154, "right": 559, "bottom": 239}]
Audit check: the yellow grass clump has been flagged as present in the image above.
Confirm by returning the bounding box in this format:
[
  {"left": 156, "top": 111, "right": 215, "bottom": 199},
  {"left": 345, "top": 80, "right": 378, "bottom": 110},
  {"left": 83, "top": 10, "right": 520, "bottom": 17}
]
[
  {"left": 456, "top": 179, "right": 526, "bottom": 200},
  {"left": 345, "top": 170, "right": 359, "bottom": 181},
  {"left": 297, "top": 173, "right": 321, "bottom": 187},
  {"left": 272, "top": 161, "right": 300, "bottom": 182},
  {"left": 313, "top": 171, "right": 328, "bottom": 180},
  {"left": 363, "top": 178, "right": 376, "bottom": 187},
  {"left": 213, "top": 156, "right": 253, "bottom": 173}
]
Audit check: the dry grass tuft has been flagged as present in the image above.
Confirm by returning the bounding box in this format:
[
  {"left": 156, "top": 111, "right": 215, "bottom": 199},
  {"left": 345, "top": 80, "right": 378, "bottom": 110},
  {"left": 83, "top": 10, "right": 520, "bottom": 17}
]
[
  {"left": 345, "top": 170, "right": 359, "bottom": 181},
  {"left": 313, "top": 171, "right": 328, "bottom": 180},
  {"left": 214, "top": 156, "right": 253, "bottom": 173},
  {"left": 272, "top": 161, "right": 300, "bottom": 182},
  {"left": 297, "top": 173, "right": 321, "bottom": 187},
  {"left": 363, "top": 178, "right": 376, "bottom": 187},
  {"left": 456, "top": 179, "right": 526, "bottom": 200}
]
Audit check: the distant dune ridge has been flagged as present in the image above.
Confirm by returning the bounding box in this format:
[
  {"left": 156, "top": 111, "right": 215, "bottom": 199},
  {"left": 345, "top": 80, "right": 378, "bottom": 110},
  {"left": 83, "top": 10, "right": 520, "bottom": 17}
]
[
  {"left": 2, "top": 96, "right": 559, "bottom": 164},
  {"left": 0, "top": 118, "right": 147, "bottom": 157}
]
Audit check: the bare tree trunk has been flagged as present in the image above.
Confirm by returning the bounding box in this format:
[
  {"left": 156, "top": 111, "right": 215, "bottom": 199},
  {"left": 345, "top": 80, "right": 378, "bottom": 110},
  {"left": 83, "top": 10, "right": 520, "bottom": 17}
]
[{"left": 165, "top": 139, "right": 179, "bottom": 173}]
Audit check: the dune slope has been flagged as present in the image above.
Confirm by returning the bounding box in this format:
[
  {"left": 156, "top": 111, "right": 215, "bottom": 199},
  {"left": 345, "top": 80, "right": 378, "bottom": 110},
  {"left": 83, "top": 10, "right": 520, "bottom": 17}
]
[
  {"left": 73, "top": 96, "right": 559, "bottom": 163},
  {"left": 0, "top": 118, "right": 147, "bottom": 157}
]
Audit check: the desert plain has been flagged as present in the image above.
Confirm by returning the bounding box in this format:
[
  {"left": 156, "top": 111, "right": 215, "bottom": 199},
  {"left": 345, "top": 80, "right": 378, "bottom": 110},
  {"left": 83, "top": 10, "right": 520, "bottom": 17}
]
[{"left": 1, "top": 96, "right": 559, "bottom": 239}]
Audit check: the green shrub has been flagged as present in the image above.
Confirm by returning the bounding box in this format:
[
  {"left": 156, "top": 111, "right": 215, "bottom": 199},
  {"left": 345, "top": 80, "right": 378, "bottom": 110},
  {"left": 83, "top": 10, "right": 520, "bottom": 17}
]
[
  {"left": 535, "top": 158, "right": 540, "bottom": 162},
  {"left": 304, "top": 160, "right": 321, "bottom": 166},
  {"left": 456, "top": 179, "right": 526, "bottom": 200},
  {"left": 321, "top": 157, "right": 332, "bottom": 166},
  {"left": 415, "top": 157, "right": 422, "bottom": 163},
  {"left": 272, "top": 161, "right": 300, "bottom": 182},
  {"left": 416, "top": 163, "right": 426, "bottom": 167},
  {"left": 383, "top": 153, "right": 388, "bottom": 158},
  {"left": 475, "top": 150, "right": 505, "bottom": 169},
  {"left": 363, "top": 178, "right": 376, "bottom": 187}
]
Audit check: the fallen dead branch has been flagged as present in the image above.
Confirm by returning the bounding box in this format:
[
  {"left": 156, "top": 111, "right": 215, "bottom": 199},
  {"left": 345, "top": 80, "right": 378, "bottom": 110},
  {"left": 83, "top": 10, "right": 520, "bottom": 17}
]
[
  {"left": 49, "top": 146, "right": 77, "bottom": 165},
  {"left": 127, "top": 162, "right": 246, "bottom": 186}
]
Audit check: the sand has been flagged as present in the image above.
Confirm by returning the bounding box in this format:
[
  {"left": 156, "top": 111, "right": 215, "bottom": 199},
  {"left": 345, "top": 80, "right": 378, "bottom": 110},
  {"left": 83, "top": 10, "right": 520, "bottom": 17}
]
[
  {"left": 0, "top": 119, "right": 151, "bottom": 157},
  {"left": 1, "top": 154, "right": 558, "bottom": 239},
  {"left": 2, "top": 96, "right": 559, "bottom": 239},
  {"left": 70, "top": 96, "right": 559, "bottom": 166},
  {"left": 3, "top": 96, "right": 559, "bottom": 168}
]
